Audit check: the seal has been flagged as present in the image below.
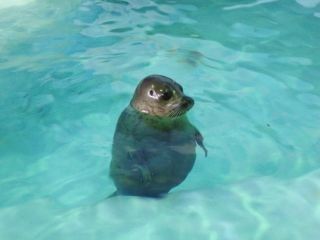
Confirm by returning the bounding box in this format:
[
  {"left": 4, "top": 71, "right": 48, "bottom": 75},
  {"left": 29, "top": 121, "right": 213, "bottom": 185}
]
[{"left": 109, "top": 75, "right": 207, "bottom": 197}]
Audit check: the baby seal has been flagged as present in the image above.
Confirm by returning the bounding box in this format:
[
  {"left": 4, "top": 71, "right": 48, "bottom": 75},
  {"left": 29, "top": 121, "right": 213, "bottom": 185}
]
[{"left": 109, "top": 75, "right": 207, "bottom": 197}]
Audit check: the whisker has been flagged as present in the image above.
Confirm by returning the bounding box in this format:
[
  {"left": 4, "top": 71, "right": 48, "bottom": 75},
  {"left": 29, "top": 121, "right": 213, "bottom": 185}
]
[{"left": 168, "top": 106, "right": 187, "bottom": 118}]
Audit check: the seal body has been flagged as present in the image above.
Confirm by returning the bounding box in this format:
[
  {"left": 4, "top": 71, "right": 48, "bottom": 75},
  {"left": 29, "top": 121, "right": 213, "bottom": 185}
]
[{"left": 109, "top": 75, "right": 206, "bottom": 197}]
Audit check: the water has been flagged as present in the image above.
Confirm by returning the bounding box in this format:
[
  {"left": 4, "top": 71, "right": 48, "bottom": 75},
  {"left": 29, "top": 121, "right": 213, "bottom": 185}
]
[{"left": 0, "top": 0, "right": 319, "bottom": 239}]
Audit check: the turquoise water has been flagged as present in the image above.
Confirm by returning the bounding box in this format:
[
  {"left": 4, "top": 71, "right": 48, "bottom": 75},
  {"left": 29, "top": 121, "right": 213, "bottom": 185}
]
[{"left": 1, "top": 0, "right": 320, "bottom": 239}]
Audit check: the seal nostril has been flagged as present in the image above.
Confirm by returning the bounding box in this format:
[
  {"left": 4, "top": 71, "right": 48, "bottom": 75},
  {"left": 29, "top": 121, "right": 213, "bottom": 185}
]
[
  {"left": 182, "top": 101, "right": 189, "bottom": 108},
  {"left": 181, "top": 98, "right": 194, "bottom": 109},
  {"left": 182, "top": 96, "right": 194, "bottom": 108}
]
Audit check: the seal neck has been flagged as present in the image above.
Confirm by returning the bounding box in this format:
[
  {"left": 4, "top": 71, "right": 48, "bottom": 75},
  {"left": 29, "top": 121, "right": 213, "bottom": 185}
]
[{"left": 128, "top": 105, "right": 188, "bottom": 131}]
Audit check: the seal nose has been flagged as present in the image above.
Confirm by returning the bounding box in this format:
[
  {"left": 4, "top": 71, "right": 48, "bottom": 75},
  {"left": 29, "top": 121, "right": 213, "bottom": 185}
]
[{"left": 181, "top": 96, "right": 194, "bottom": 109}]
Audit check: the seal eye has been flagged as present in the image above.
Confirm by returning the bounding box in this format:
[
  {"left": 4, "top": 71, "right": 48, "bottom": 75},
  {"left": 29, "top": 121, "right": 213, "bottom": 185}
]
[
  {"left": 149, "top": 90, "right": 154, "bottom": 97},
  {"left": 160, "top": 91, "right": 172, "bottom": 101}
]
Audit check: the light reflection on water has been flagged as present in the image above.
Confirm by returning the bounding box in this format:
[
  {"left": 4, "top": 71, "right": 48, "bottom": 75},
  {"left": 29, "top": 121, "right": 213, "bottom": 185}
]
[{"left": 0, "top": 0, "right": 319, "bottom": 239}]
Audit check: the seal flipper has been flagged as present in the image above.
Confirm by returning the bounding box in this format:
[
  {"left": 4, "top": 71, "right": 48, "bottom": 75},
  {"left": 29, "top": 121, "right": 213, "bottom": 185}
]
[
  {"left": 194, "top": 128, "right": 208, "bottom": 157},
  {"left": 110, "top": 150, "right": 152, "bottom": 185},
  {"left": 129, "top": 150, "right": 152, "bottom": 185}
]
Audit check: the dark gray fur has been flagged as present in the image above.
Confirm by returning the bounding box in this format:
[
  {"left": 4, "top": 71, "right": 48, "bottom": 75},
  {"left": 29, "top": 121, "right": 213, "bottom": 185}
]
[{"left": 109, "top": 75, "right": 206, "bottom": 197}]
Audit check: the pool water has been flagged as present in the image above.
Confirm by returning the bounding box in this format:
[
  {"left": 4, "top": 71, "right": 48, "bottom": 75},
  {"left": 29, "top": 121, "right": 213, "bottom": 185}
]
[{"left": 0, "top": 0, "right": 320, "bottom": 239}]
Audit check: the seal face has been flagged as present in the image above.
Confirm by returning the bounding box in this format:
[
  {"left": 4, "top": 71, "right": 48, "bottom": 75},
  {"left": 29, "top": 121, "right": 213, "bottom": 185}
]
[
  {"left": 109, "top": 75, "right": 207, "bottom": 197},
  {"left": 130, "top": 75, "right": 194, "bottom": 118}
]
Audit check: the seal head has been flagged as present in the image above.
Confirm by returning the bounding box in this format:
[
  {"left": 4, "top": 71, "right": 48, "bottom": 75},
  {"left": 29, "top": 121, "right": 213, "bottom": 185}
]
[{"left": 130, "top": 75, "right": 194, "bottom": 118}]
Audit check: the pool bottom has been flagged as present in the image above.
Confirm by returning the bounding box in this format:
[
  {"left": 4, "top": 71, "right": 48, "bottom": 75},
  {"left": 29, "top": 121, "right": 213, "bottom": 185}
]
[{"left": 0, "top": 169, "right": 319, "bottom": 240}]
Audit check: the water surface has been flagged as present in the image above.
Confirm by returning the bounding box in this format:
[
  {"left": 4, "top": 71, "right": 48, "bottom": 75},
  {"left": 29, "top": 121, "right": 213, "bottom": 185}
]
[{"left": 0, "top": 0, "right": 320, "bottom": 239}]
